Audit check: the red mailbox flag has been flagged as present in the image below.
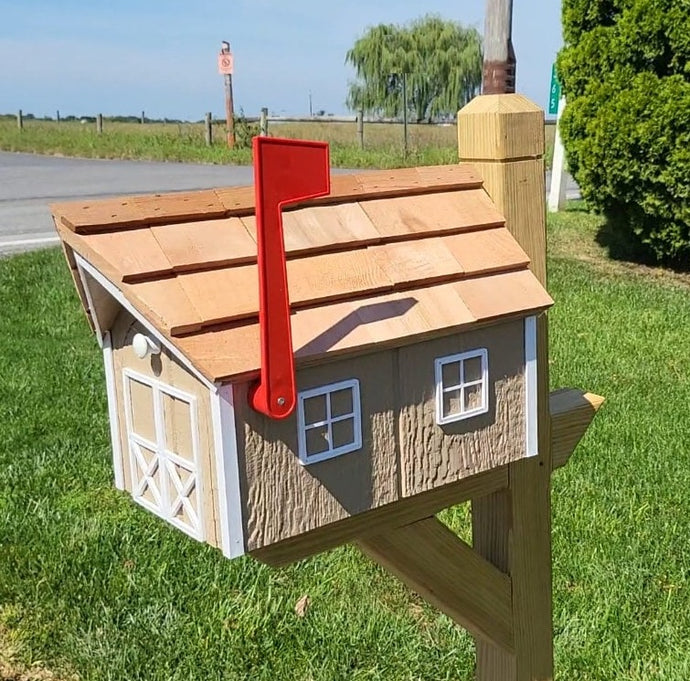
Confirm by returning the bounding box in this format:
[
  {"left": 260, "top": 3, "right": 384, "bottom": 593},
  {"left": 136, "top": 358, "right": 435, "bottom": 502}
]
[{"left": 249, "top": 136, "right": 331, "bottom": 419}]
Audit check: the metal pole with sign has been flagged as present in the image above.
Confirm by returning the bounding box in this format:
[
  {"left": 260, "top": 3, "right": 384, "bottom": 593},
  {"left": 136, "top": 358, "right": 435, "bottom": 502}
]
[
  {"left": 548, "top": 63, "right": 567, "bottom": 212},
  {"left": 219, "top": 41, "right": 235, "bottom": 149}
]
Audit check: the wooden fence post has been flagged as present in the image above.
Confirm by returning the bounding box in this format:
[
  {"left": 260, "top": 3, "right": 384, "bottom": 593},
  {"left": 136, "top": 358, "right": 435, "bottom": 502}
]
[
  {"left": 205, "top": 112, "right": 213, "bottom": 146},
  {"left": 56, "top": 110, "right": 60, "bottom": 124},
  {"left": 260, "top": 107, "right": 268, "bottom": 136},
  {"left": 17, "top": 109, "right": 23, "bottom": 130},
  {"left": 357, "top": 110, "right": 364, "bottom": 149},
  {"left": 141, "top": 110, "right": 146, "bottom": 125},
  {"left": 458, "top": 94, "right": 553, "bottom": 681},
  {"left": 96, "top": 114, "right": 103, "bottom": 134}
]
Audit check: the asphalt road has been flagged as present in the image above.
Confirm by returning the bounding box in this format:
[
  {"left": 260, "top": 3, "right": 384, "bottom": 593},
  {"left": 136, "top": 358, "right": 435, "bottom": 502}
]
[
  {"left": 0, "top": 152, "right": 254, "bottom": 256},
  {"left": 0, "top": 151, "right": 580, "bottom": 257}
]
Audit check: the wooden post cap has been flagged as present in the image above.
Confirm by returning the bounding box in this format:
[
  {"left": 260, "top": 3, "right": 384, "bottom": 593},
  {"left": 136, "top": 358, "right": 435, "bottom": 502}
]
[{"left": 457, "top": 94, "right": 544, "bottom": 161}]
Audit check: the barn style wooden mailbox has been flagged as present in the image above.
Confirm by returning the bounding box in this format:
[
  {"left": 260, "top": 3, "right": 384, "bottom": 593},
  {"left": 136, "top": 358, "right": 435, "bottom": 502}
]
[{"left": 52, "top": 95, "right": 602, "bottom": 680}]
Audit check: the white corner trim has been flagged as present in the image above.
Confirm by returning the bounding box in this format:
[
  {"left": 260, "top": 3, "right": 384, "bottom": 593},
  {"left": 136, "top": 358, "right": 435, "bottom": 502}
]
[
  {"left": 76, "top": 260, "right": 104, "bottom": 348},
  {"left": 524, "top": 315, "right": 538, "bottom": 458},
  {"left": 210, "top": 384, "right": 245, "bottom": 559},
  {"left": 74, "top": 254, "right": 215, "bottom": 391},
  {"left": 103, "top": 331, "right": 125, "bottom": 490}
]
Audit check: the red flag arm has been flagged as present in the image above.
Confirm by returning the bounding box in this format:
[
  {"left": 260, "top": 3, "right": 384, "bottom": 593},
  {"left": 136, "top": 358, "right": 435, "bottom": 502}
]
[{"left": 249, "top": 136, "right": 330, "bottom": 419}]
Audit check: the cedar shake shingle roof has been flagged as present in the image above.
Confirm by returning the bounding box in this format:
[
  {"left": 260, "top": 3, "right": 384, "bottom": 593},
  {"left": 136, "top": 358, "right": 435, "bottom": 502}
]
[{"left": 52, "top": 164, "right": 553, "bottom": 383}]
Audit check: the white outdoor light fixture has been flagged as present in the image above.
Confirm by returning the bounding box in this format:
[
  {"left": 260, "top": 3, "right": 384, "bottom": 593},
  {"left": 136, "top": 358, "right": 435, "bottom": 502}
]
[{"left": 132, "top": 333, "right": 161, "bottom": 359}]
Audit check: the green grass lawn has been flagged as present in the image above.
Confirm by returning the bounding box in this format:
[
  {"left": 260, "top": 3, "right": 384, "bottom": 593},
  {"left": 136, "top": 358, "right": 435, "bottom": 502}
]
[{"left": 2, "top": 207, "right": 690, "bottom": 679}]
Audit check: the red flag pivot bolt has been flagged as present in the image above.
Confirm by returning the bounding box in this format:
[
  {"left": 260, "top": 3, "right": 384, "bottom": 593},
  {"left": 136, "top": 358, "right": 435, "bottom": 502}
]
[{"left": 249, "top": 136, "right": 330, "bottom": 419}]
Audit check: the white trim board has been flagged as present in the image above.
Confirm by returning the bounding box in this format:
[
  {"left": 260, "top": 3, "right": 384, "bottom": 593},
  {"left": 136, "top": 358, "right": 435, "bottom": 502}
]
[
  {"left": 210, "top": 384, "right": 245, "bottom": 559},
  {"left": 524, "top": 315, "right": 538, "bottom": 458},
  {"left": 103, "top": 331, "right": 125, "bottom": 490},
  {"left": 74, "top": 253, "right": 215, "bottom": 391}
]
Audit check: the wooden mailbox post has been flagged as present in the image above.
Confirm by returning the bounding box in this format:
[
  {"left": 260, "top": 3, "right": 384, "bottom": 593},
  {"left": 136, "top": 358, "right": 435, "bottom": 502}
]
[{"left": 51, "top": 94, "right": 602, "bottom": 680}]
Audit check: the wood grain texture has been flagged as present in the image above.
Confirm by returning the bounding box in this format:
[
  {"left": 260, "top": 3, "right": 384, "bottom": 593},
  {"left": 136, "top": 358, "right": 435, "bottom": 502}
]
[
  {"left": 459, "top": 93, "right": 553, "bottom": 681},
  {"left": 234, "top": 352, "right": 399, "bottom": 551},
  {"left": 359, "top": 189, "right": 504, "bottom": 239},
  {"left": 550, "top": 389, "right": 604, "bottom": 470},
  {"left": 169, "top": 277, "right": 550, "bottom": 385},
  {"left": 51, "top": 165, "right": 483, "bottom": 234},
  {"left": 398, "top": 322, "right": 526, "bottom": 497},
  {"left": 118, "top": 229, "right": 545, "bottom": 335},
  {"left": 458, "top": 161, "right": 547, "bottom": 285},
  {"left": 110, "top": 311, "right": 220, "bottom": 548},
  {"left": 51, "top": 189, "right": 226, "bottom": 233},
  {"left": 171, "top": 283, "right": 481, "bottom": 383},
  {"left": 251, "top": 465, "right": 508, "bottom": 566},
  {"left": 150, "top": 217, "right": 257, "bottom": 273},
  {"left": 84, "top": 229, "right": 174, "bottom": 283},
  {"left": 454, "top": 269, "right": 553, "bottom": 322},
  {"left": 70, "top": 194, "right": 507, "bottom": 285},
  {"left": 473, "top": 489, "right": 516, "bottom": 679},
  {"left": 457, "top": 95, "right": 544, "bottom": 161},
  {"left": 242, "top": 202, "right": 381, "bottom": 256},
  {"left": 444, "top": 227, "right": 529, "bottom": 276},
  {"left": 122, "top": 277, "right": 204, "bottom": 336},
  {"left": 357, "top": 517, "right": 514, "bottom": 652}
]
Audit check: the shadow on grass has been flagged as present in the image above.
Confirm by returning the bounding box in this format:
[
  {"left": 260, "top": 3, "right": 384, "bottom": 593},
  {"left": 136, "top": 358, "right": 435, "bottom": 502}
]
[{"left": 594, "top": 209, "right": 690, "bottom": 273}]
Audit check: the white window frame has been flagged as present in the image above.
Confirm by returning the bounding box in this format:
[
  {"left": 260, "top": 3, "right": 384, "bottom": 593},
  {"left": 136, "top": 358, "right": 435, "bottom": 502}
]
[
  {"left": 434, "top": 348, "right": 489, "bottom": 425},
  {"left": 122, "top": 368, "right": 204, "bottom": 541},
  {"left": 297, "top": 379, "right": 362, "bottom": 465}
]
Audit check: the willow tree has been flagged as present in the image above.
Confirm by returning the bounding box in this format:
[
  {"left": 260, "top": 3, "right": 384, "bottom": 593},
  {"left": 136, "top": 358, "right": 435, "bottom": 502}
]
[{"left": 346, "top": 15, "right": 482, "bottom": 122}]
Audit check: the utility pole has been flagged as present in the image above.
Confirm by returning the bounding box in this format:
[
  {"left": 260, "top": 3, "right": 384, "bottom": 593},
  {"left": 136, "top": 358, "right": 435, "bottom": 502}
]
[
  {"left": 218, "top": 40, "right": 235, "bottom": 148},
  {"left": 483, "top": 0, "right": 516, "bottom": 94}
]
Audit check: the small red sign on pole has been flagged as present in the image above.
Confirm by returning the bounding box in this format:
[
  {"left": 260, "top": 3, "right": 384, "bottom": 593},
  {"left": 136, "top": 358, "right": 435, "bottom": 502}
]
[{"left": 218, "top": 52, "right": 234, "bottom": 75}]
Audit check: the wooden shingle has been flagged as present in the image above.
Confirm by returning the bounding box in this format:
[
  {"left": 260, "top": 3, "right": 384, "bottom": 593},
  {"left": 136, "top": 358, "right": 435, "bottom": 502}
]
[{"left": 51, "top": 164, "right": 553, "bottom": 382}]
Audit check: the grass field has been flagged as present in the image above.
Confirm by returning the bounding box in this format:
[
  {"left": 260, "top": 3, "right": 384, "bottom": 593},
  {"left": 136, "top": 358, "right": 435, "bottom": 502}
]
[
  {"left": 0, "top": 117, "right": 556, "bottom": 169},
  {"left": 3, "top": 205, "right": 689, "bottom": 680}
]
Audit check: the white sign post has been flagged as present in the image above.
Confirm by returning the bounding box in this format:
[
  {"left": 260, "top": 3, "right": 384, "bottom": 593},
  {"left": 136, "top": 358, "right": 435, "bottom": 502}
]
[
  {"left": 547, "top": 63, "right": 567, "bottom": 213},
  {"left": 548, "top": 95, "right": 567, "bottom": 212}
]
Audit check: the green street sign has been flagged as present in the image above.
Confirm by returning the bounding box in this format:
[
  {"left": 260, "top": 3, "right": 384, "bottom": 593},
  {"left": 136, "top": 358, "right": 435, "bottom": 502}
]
[{"left": 548, "top": 63, "right": 561, "bottom": 115}]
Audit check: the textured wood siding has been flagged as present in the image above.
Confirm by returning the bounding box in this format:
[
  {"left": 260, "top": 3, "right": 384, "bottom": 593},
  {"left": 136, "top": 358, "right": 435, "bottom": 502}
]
[
  {"left": 398, "top": 320, "right": 525, "bottom": 496},
  {"left": 110, "top": 310, "right": 221, "bottom": 547},
  {"left": 235, "top": 351, "right": 399, "bottom": 552}
]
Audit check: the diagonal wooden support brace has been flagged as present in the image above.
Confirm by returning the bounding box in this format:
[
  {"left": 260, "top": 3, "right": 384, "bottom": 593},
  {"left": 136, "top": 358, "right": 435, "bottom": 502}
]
[
  {"left": 357, "top": 516, "right": 514, "bottom": 653},
  {"left": 355, "top": 387, "right": 604, "bottom": 672}
]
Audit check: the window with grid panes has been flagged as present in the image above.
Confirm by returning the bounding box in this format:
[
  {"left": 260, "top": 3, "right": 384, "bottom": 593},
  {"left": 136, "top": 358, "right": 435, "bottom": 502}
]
[
  {"left": 434, "top": 349, "right": 488, "bottom": 424},
  {"left": 297, "top": 379, "right": 362, "bottom": 464}
]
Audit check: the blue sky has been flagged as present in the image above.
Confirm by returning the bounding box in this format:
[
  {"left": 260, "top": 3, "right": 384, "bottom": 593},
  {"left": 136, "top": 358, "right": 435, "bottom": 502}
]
[{"left": 0, "top": 1, "right": 562, "bottom": 120}]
